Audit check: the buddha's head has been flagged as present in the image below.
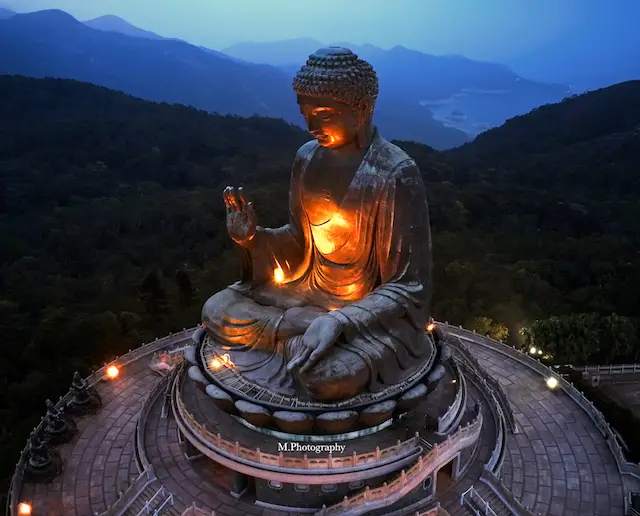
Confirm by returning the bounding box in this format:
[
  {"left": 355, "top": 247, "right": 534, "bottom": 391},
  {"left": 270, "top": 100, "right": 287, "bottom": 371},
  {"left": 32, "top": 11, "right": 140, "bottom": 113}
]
[{"left": 293, "top": 47, "right": 378, "bottom": 149}]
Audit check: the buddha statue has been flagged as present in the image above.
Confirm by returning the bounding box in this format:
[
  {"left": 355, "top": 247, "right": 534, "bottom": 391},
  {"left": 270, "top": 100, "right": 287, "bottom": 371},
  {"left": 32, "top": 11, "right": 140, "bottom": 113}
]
[{"left": 201, "top": 47, "right": 433, "bottom": 403}]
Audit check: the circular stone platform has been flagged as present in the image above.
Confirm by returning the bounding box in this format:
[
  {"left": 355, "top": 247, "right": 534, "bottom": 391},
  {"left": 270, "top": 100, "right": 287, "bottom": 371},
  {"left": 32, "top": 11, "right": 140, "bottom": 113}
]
[
  {"left": 8, "top": 326, "right": 635, "bottom": 516},
  {"left": 186, "top": 330, "right": 448, "bottom": 438}
]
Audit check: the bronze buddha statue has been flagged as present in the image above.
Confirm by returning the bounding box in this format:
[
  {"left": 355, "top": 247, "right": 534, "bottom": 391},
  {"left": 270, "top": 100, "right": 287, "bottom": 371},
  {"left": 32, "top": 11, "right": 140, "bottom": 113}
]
[{"left": 201, "top": 47, "right": 434, "bottom": 403}]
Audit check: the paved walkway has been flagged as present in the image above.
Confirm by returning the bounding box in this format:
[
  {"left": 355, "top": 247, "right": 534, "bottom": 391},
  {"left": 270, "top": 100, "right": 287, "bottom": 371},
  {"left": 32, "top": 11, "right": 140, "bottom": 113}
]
[
  {"left": 459, "top": 335, "right": 626, "bottom": 516},
  {"left": 145, "top": 385, "right": 314, "bottom": 516},
  {"left": 19, "top": 359, "right": 159, "bottom": 516},
  {"left": 17, "top": 331, "right": 631, "bottom": 516}
]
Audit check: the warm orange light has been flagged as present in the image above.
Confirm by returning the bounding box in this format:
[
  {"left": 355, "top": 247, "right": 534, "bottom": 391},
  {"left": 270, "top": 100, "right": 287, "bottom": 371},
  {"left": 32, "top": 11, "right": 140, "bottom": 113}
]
[
  {"left": 222, "top": 353, "right": 234, "bottom": 368},
  {"left": 18, "top": 503, "right": 32, "bottom": 515},
  {"left": 273, "top": 256, "right": 285, "bottom": 284},
  {"left": 106, "top": 366, "right": 119, "bottom": 379},
  {"left": 427, "top": 323, "right": 436, "bottom": 332},
  {"left": 210, "top": 353, "right": 234, "bottom": 371}
]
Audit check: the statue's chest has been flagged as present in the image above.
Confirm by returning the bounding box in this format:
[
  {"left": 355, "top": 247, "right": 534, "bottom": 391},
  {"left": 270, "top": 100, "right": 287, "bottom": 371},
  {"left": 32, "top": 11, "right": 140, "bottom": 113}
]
[
  {"left": 301, "top": 155, "right": 359, "bottom": 226},
  {"left": 301, "top": 156, "right": 373, "bottom": 258}
]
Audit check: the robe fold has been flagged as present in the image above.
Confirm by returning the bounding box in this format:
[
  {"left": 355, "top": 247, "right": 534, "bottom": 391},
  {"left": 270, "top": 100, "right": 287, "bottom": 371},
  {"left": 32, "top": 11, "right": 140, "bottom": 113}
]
[{"left": 202, "top": 129, "right": 434, "bottom": 401}]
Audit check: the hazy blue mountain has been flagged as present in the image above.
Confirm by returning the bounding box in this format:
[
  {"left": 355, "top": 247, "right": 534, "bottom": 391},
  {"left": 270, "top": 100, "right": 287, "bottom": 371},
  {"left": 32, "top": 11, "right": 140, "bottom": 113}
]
[
  {"left": 223, "top": 38, "right": 324, "bottom": 66},
  {"left": 0, "top": 10, "right": 468, "bottom": 149},
  {"left": 224, "top": 39, "right": 570, "bottom": 136},
  {"left": 0, "top": 7, "right": 14, "bottom": 19},
  {"left": 457, "top": 80, "right": 640, "bottom": 159},
  {"left": 504, "top": 12, "right": 640, "bottom": 92},
  {"left": 83, "top": 13, "right": 234, "bottom": 61},
  {"left": 84, "top": 14, "right": 165, "bottom": 40},
  {"left": 0, "top": 10, "right": 299, "bottom": 121}
]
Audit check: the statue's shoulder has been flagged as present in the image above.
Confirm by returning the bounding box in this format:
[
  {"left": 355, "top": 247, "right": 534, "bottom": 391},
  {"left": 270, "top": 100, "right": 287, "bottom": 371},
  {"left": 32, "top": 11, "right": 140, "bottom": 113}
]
[
  {"left": 374, "top": 136, "right": 419, "bottom": 177},
  {"left": 295, "top": 140, "right": 319, "bottom": 163}
]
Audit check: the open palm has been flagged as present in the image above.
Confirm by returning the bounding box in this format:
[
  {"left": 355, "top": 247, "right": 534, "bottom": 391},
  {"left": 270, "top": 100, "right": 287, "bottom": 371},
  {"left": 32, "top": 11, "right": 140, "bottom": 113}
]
[{"left": 224, "top": 186, "right": 257, "bottom": 246}]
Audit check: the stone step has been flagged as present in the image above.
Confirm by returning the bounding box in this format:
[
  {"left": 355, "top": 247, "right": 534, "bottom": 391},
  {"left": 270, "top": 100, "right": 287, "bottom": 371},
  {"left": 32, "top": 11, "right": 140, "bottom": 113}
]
[
  {"left": 473, "top": 484, "right": 514, "bottom": 516},
  {"left": 123, "top": 484, "right": 163, "bottom": 516}
]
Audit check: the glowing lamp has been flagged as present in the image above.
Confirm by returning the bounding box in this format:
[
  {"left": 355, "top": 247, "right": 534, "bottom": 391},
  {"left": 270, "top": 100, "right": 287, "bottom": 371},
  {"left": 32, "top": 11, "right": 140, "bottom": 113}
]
[
  {"left": 529, "top": 347, "right": 537, "bottom": 355},
  {"left": 106, "top": 365, "right": 119, "bottom": 379},
  {"left": 537, "top": 349, "right": 543, "bottom": 355},
  {"left": 273, "top": 266, "right": 284, "bottom": 284},
  {"left": 451, "top": 379, "right": 457, "bottom": 384},
  {"left": 210, "top": 354, "right": 234, "bottom": 371},
  {"left": 546, "top": 377, "right": 559, "bottom": 390},
  {"left": 426, "top": 323, "right": 436, "bottom": 332},
  {"left": 18, "top": 503, "right": 32, "bottom": 515}
]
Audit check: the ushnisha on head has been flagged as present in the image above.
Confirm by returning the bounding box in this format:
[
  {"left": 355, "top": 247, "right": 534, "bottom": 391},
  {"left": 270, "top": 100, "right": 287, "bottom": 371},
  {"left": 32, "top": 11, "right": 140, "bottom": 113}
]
[{"left": 293, "top": 47, "right": 379, "bottom": 149}]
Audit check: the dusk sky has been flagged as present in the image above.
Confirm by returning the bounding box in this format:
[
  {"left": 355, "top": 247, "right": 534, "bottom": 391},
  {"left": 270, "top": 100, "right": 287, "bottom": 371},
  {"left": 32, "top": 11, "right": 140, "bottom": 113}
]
[{"left": 3, "top": 0, "right": 639, "bottom": 63}]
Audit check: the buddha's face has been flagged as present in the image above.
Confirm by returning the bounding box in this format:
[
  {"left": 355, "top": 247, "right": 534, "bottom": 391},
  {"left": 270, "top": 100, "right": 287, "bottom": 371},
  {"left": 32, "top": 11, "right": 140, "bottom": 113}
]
[{"left": 297, "top": 95, "right": 363, "bottom": 149}]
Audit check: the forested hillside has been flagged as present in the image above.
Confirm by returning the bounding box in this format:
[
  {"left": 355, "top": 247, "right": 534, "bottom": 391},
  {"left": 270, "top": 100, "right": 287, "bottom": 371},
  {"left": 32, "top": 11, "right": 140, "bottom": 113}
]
[{"left": 1, "top": 76, "right": 639, "bottom": 500}]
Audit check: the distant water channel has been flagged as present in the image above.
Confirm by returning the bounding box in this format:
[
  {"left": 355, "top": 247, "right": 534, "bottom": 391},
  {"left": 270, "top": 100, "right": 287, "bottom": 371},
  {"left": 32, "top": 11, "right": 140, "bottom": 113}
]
[{"left": 423, "top": 88, "right": 568, "bottom": 136}]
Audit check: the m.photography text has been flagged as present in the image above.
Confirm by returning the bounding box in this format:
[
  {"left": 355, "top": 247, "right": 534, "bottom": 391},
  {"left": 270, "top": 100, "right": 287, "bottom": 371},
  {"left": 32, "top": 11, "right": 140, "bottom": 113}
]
[{"left": 277, "top": 442, "right": 347, "bottom": 454}]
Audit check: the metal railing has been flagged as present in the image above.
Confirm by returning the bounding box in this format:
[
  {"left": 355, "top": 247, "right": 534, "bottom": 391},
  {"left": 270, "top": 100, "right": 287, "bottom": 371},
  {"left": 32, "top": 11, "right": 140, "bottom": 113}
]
[
  {"left": 6, "top": 328, "right": 196, "bottom": 516},
  {"left": 180, "top": 505, "right": 216, "bottom": 516},
  {"left": 461, "top": 487, "right": 498, "bottom": 516},
  {"left": 134, "top": 486, "right": 172, "bottom": 516},
  {"left": 154, "top": 493, "right": 174, "bottom": 515},
  {"left": 581, "top": 364, "right": 640, "bottom": 375},
  {"left": 201, "top": 334, "right": 438, "bottom": 411},
  {"left": 98, "top": 466, "right": 156, "bottom": 516},
  {"left": 480, "top": 468, "right": 540, "bottom": 515}
]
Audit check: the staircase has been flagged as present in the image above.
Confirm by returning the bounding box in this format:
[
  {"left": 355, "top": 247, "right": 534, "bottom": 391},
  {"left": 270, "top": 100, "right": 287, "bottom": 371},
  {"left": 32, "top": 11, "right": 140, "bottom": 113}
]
[
  {"left": 123, "top": 483, "right": 181, "bottom": 515},
  {"left": 460, "top": 485, "right": 514, "bottom": 516}
]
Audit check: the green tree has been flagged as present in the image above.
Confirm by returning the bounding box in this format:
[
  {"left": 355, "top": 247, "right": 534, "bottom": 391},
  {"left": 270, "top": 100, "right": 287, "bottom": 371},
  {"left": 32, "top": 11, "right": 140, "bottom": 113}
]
[
  {"left": 139, "top": 271, "right": 167, "bottom": 316},
  {"left": 175, "top": 269, "right": 194, "bottom": 307}
]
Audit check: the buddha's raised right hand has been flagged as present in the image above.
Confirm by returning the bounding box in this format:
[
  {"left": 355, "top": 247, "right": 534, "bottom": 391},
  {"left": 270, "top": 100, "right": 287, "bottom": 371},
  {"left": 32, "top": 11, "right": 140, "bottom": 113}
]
[{"left": 224, "top": 186, "right": 257, "bottom": 247}]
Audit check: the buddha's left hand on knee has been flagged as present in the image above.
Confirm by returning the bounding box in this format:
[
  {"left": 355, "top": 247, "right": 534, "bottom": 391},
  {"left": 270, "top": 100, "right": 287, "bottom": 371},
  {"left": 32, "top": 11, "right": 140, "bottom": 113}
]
[{"left": 286, "top": 315, "right": 344, "bottom": 373}]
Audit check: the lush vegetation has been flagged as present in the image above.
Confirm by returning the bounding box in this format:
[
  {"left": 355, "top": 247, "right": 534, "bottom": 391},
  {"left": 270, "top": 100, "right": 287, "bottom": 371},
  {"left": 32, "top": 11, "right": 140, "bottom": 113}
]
[
  {"left": 1, "top": 76, "right": 639, "bottom": 502},
  {"left": 522, "top": 313, "right": 639, "bottom": 365}
]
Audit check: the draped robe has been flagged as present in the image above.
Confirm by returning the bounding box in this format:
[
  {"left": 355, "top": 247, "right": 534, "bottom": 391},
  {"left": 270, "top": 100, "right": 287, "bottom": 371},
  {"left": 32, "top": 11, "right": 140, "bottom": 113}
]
[{"left": 202, "top": 130, "right": 433, "bottom": 402}]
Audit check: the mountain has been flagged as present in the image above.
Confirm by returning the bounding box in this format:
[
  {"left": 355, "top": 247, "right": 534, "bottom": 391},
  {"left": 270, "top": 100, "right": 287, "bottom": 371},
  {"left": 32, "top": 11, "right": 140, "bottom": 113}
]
[
  {"left": 0, "top": 10, "right": 468, "bottom": 149},
  {"left": 83, "top": 14, "right": 164, "bottom": 40},
  {"left": 82, "top": 13, "right": 234, "bottom": 61},
  {"left": 0, "top": 10, "right": 300, "bottom": 121},
  {"left": 223, "top": 38, "right": 324, "bottom": 66},
  {"left": 0, "top": 7, "right": 14, "bottom": 19},
  {"left": 504, "top": 7, "right": 640, "bottom": 92},
  {"left": 448, "top": 81, "right": 640, "bottom": 200},
  {"left": 223, "top": 39, "right": 570, "bottom": 136}
]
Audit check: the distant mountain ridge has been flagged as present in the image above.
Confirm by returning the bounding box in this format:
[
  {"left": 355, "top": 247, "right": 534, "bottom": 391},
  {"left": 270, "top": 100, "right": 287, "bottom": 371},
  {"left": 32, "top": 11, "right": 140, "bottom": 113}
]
[
  {"left": 0, "top": 10, "right": 469, "bottom": 149},
  {"left": 450, "top": 80, "right": 640, "bottom": 199},
  {"left": 223, "top": 39, "right": 570, "bottom": 135},
  {"left": 0, "top": 6, "right": 14, "bottom": 19},
  {"left": 84, "top": 14, "right": 164, "bottom": 40}
]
